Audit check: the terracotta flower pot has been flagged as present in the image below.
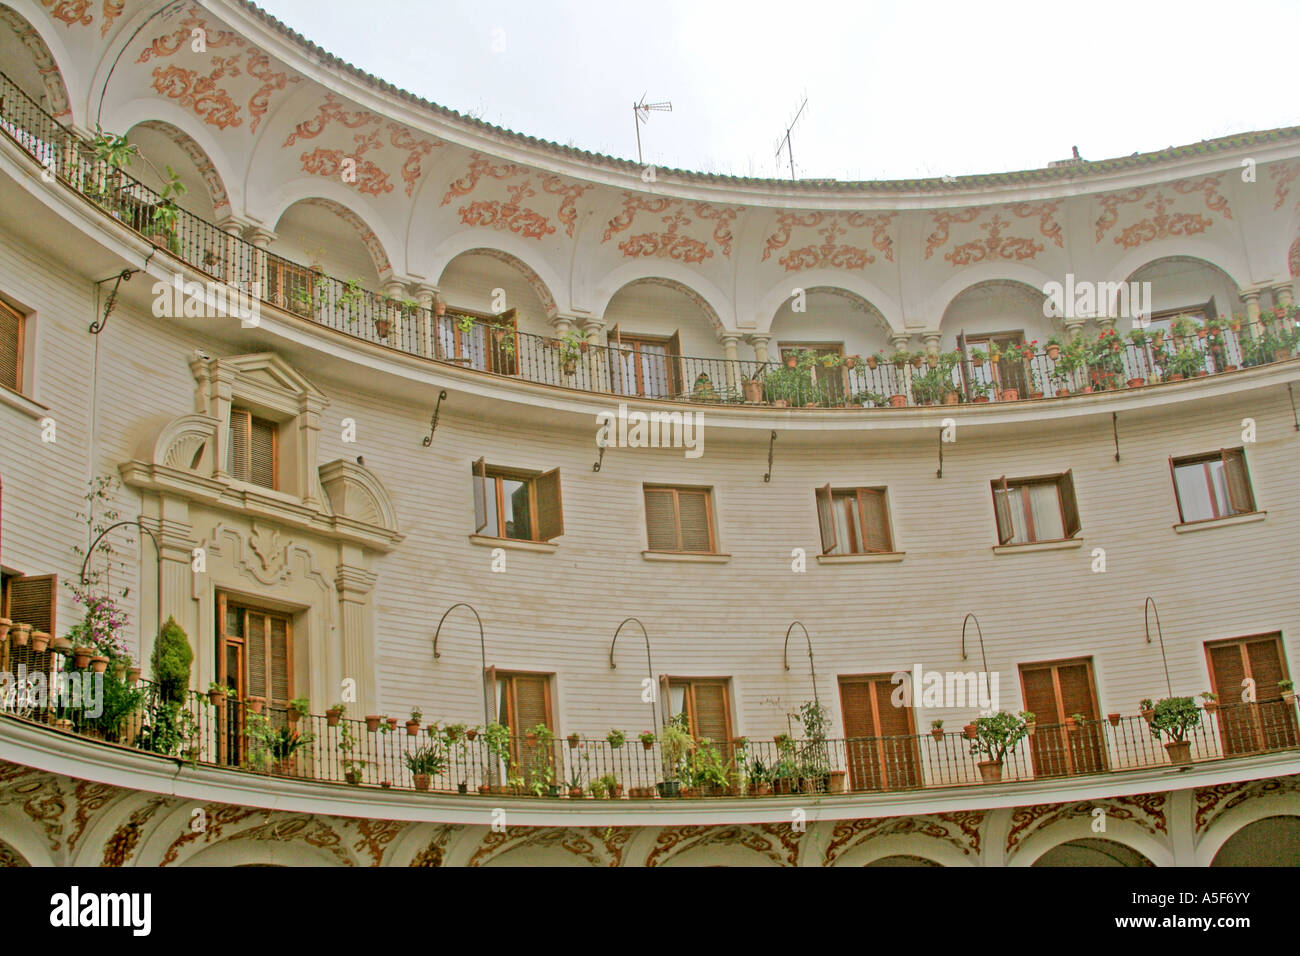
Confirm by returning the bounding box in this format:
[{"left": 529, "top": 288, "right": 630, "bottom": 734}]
[
  {"left": 972, "top": 396, "right": 990, "bottom": 404},
  {"left": 567, "top": 734, "right": 580, "bottom": 748},
  {"left": 466, "top": 729, "right": 478, "bottom": 741},
  {"left": 963, "top": 724, "right": 978, "bottom": 740},
  {"left": 326, "top": 707, "right": 344, "bottom": 726},
  {"left": 126, "top": 667, "right": 141, "bottom": 684},
  {"left": 374, "top": 318, "right": 392, "bottom": 339},
  {"left": 73, "top": 645, "right": 93, "bottom": 668},
  {"left": 413, "top": 774, "right": 431, "bottom": 791},
  {"left": 1000, "top": 388, "right": 1020, "bottom": 401},
  {"left": 54, "top": 718, "right": 74, "bottom": 733},
  {"left": 562, "top": 357, "right": 577, "bottom": 376},
  {"left": 1203, "top": 702, "right": 1218, "bottom": 714},
  {"left": 1025, "top": 722, "right": 1036, "bottom": 736},
  {"left": 1126, "top": 378, "right": 1146, "bottom": 388},
  {"left": 1164, "top": 740, "right": 1192, "bottom": 765},
  {"left": 365, "top": 715, "right": 383, "bottom": 732},
  {"left": 30, "top": 631, "right": 50, "bottom": 653},
  {"left": 1046, "top": 346, "right": 1060, "bottom": 360},
  {"left": 1028, "top": 391, "right": 1044, "bottom": 399},
  {"left": 1167, "top": 373, "right": 1185, "bottom": 382},
  {"left": 641, "top": 738, "right": 654, "bottom": 750},
  {"left": 931, "top": 728, "right": 944, "bottom": 740},
  {"left": 386, "top": 717, "right": 399, "bottom": 732},
  {"left": 888, "top": 394, "right": 907, "bottom": 407},
  {"left": 0, "top": 618, "right": 10, "bottom": 641},
  {"left": 246, "top": 697, "right": 265, "bottom": 714},
  {"left": 866, "top": 356, "right": 878, "bottom": 369},
  {"left": 1107, "top": 713, "right": 1121, "bottom": 726},
  {"left": 207, "top": 689, "right": 225, "bottom": 707},
  {"left": 977, "top": 760, "right": 1003, "bottom": 784},
  {"left": 784, "top": 356, "right": 798, "bottom": 369},
  {"left": 772, "top": 399, "right": 789, "bottom": 408},
  {"left": 12, "top": 624, "right": 32, "bottom": 647},
  {"left": 742, "top": 380, "right": 762, "bottom": 403},
  {"left": 49, "top": 636, "right": 72, "bottom": 657},
  {"left": 568, "top": 787, "right": 584, "bottom": 798},
  {"left": 405, "top": 721, "right": 420, "bottom": 736},
  {"left": 1141, "top": 708, "right": 1155, "bottom": 723}
]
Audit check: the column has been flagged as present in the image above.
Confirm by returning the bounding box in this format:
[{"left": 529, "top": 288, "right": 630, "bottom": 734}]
[
  {"left": 581, "top": 316, "right": 606, "bottom": 393},
  {"left": 922, "top": 332, "right": 942, "bottom": 358},
  {"left": 1242, "top": 289, "right": 1263, "bottom": 340},
  {"left": 335, "top": 557, "right": 378, "bottom": 717},
  {"left": 414, "top": 283, "right": 438, "bottom": 359},
  {"left": 245, "top": 226, "right": 276, "bottom": 309},
  {"left": 748, "top": 333, "right": 772, "bottom": 366},
  {"left": 889, "top": 334, "right": 912, "bottom": 400},
  {"left": 1064, "top": 318, "right": 1086, "bottom": 341},
  {"left": 1273, "top": 282, "right": 1294, "bottom": 313},
  {"left": 719, "top": 333, "right": 741, "bottom": 395}
]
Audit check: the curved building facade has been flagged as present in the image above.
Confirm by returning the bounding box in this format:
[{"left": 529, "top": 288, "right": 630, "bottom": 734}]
[{"left": 0, "top": 0, "right": 1298, "bottom": 866}]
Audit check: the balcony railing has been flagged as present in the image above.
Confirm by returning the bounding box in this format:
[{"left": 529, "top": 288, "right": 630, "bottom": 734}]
[
  {"left": 1, "top": 69, "right": 1297, "bottom": 410},
  {"left": 3, "top": 666, "right": 1297, "bottom": 799}
]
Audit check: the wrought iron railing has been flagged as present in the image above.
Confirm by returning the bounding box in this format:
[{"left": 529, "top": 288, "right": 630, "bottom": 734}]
[
  {"left": 3, "top": 658, "right": 1296, "bottom": 798},
  {"left": 1, "top": 70, "right": 1297, "bottom": 409}
]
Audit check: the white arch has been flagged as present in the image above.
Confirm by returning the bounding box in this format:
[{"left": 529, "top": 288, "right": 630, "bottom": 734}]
[
  {"left": 1007, "top": 816, "right": 1172, "bottom": 867},
  {"left": 589, "top": 260, "right": 734, "bottom": 335},
  {"left": 755, "top": 269, "right": 902, "bottom": 335},
  {"left": 0, "top": 804, "right": 53, "bottom": 866},
  {"left": 826, "top": 833, "right": 973, "bottom": 867},
  {"left": 1195, "top": 793, "right": 1300, "bottom": 866},
  {"left": 435, "top": 243, "right": 561, "bottom": 319},
  {"left": 929, "top": 263, "right": 1056, "bottom": 328},
  {"left": 255, "top": 177, "right": 402, "bottom": 281},
  {"left": 427, "top": 229, "right": 567, "bottom": 314},
  {"left": 1106, "top": 238, "right": 1250, "bottom": 291},
  {"left": 2, "top": 0, "right": 80, "bottom": 126}
]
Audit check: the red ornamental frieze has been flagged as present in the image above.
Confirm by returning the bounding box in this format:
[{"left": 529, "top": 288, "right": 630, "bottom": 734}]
[
  {"left": 762, "top": 211, "right": 894, "bottom": 271},
  {"left": 100, "top": 797, "right": 170, "bottom": 867},
  {"left": 285, "top": 94, "right": 440, "bottom": 197},
  {"left": 347, "top": 818, "right": 407, "bottom": 866},
  {"left": 1270, "top": 161, "right": 1300, "bottom": 211},
  {"left": 40, "top": 0, "right": 93, "bottom": 27},
  {"left": 409, "top": 825, "right": 462, "bottom": 867},
  {"left": 223, "top": 814, "right": 354, "bottom": 865},
  {"left": 100, "top": 0, "right": 124, "bottom": 36},
  {"left": 68, "top": 779, "right": 118, "bottom": 855},
  {"left": 460, "top": 180, "right": 555, "bottom": 238},
  {"left": 466, "top": 826, "right": 632, "bottom": 867},
  {"left": 945, "top": 214, "right": 1043, "bottom": 266},
  {"left": 923, "top": 208, "right": 979, "bottom": 259},
  {"left": 645, "top": 823, "right": 802, "bottom": 867},
  {"left": 926, "top": 203, "right": 1061, "bottom": 264},
  {"left": 1005, "top": 795, "right": 1168, "bottom": 855},
  {"left": 442, "top": 155, "right": 587, "bottom": 239},
  {"left": 821, "top": 812, "right": 984, "bottom": 865},
  {"left": 0, "top": 7, "right": 71, "bottom": 119},
  {"left": 1193, "top": 775, "right": 1300, "bottom": 833},
  {"left": 137, "top": 7, "right": 299, "bottom": 133},
  {"left": 604, "top": 195, "right": 741, "bottom": 261},
  {"left": 1094, "top": 175, "right": 1229, "bottom": 247},
  {"left": 159, "top": 804, "right": 261, "bottom": 865},
  {"left": 1289, "top": 236, "right": 1300, "bottom": 278}
]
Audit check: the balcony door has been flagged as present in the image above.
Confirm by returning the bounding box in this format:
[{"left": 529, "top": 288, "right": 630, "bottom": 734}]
[
  {"left": 838, "top": 675, "right": 919, "bottom": 791},
  {"left": 216, "top": 594, "right": 293, "bottom": 766},
  {"left": 490, "top": 669, "right": 554, "bottom": 787},
  {"left": 1206, "top": 635, "right": 1298, "bottom": 755},
  {"left": 1019, "top": 658, "right": 1106, "bottom": 777},
  {"left": 609, "top": 327, "right": 682, "bottom": 398}
]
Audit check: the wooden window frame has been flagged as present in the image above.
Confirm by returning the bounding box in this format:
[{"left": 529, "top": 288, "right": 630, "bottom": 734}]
[
  {"left": 1169, "top": 448, "right": 1256, "bottom": 523},
  {"left": 664, "top": 676, "right": 734, "bottom": 743},
  {"left": 216, "top": 595, "right": 294, "bottom": 705},
  {"left": 966, "top": 331, "right": 1028, "bottom": 392},
  {"left": 228, "top": 406, "right": 280, "bottom": 491},
  {"left": 0, "top": 298, "right": 24, "bottom": 395},
  {"left": 438, "top": 308, "right": 517, "bottom": 373},
  {"left": 1017, "top": 656, "right": 1107, "bottom": 776},
  {"left": 472, "top": 461, "right": 564, "bottom": 542},
  {"left": 0, "top": 572, "right": 56, "bottom": 633},
  {"left": 1204, "top": 633, "right": 1290, "bottom": 703},
  {"left": 991, "top": 471, "right": 1080, "bottom": 545},
  {"left": 816, "top": 485, "right": 893, "bottom": 555},
  {"left": 491, "top": 669, "right": 555, "bottom": 734},
  {"left": 608, "top": 326, "right": 682, "bottom": 397},
  {"left": 643, "top": 485, "right": 717, "bottom": 554}
]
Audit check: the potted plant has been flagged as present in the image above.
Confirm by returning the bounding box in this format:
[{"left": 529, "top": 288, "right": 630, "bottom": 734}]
[
  {"left": 567, "top": 731, "right": 581, "bottom": 748},
  {"left": 1199, "top": 691, "right": 1218, "bottom": 714},
  {"left": 598, "top": 773, "right": 623, "bottom": 799},
  {"left": 657, "top": 713, "right": 693, "bottom": 797},
  {"left": 639, "top": 730, "right": 656, "bottom": 750},
  {"left": 1107, "top": 713, "right": 1121, "bottom": 726},
  {"left": 969, "top": 379, "right": 993, "bottom": 403},
  {"left": 337, "top": 722, "right": 366, "bottom": 784},
  {"left": 930, "top": 719, "right": 944, "bottom": 740},
  {"left": 405, "top": 708, "right": 423, "bottom": 736},
  {"left": 1020, "top": 711, "right": 1036, "bottom": 736},
  {"left": 385, "top": 716, "right": 400, "bottom": 732},
  {"left": 1139, "top": 698, "right": 1155, "bottom": 723},
  {"left": 286, "top": 696, "right": 310, "bottom": 724},
  {"left": 404, "top": 744, "right": 447, "bottom": 791},
  {"left": 364, "top": 714, "right": 383, "bottom": 733},
  {"left": 1280, "top": 679, "right": 1295, "bottom": 704},
  {"left": 962, "top": 722, "right": 978, "bottom": 739},
  {"left": 741, "top": 375, "right": 763, "bottom": 403},
  {"left": 0, "top": 618, "right": 10, "bottom": 642},
  {"left": 1149, "top": 696, "right": 1201, "bottom": 765},
  {"left": 207, "top": 682, "right": 230, "bottom": 707},
  {"left": 606, "top": 728, "right": 626, "bottom": 749},
  {"left": 1067, "top": 712, "right": 1087, "bottom": 732},
  {"left": 866, "top": 352, "right": 882, "bottom": 370},
  {"left": 30, "top": 630, "right": 50, "bottom": 653},
  {"left": 889, "top": 348, "right": 912, "bottom": 370},
  {"left": 969, "top": 711, "right": 1028, "bottom": 783},
  {"left": 326, "top": 703, "right": 345, "bottom": 727},
  {"left": 73, "top": 644, "right": 94, "bottom": 669},
  {"left": 558, "top": 328, "right": 588, "bottom": 375},
  {"left": 1045, "top": 336, "right": 1062, "bottom": 361}
]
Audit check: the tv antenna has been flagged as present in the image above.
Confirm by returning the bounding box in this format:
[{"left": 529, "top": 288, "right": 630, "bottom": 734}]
[
  {"left": 775, "top": 96, "right": 808, "bottom": 181},
  {"left": 633, "top": 93, "right": 672, "bottom": 164}
]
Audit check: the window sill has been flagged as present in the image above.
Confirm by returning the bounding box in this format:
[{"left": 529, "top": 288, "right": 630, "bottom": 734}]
[
  {"left": 992, "top": 537, "right": 1083, "bottom": 555},
  {"left": 0, "top": 385, "right": 48, "bottom": 419},
  {"left": 468, "top": 534, "right": 558, "bottom": 553},
  {"left": 1173, "top": 511, "right": 1266, "bottom": 534},
  {"left": 641, "top": 551, "right": 731, "bottom": 563},
  {"left": 816, "top": 551, "right": 905, "bottom": 565}
]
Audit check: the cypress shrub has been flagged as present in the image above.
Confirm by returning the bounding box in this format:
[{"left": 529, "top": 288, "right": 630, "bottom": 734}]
[{"left": 151, "top": 616, "right": 192, "bottom": 704}]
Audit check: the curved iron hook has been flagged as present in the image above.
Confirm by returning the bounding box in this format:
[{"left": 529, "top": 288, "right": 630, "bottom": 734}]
[
  {"left": 960, "top": 613, "right": 988, "bottom": 674},
  {"left": 1143, "top": 597, "right": 1174, "bottom": 698},
  {"left": 79, "top": 518, "right": 163, "bottom": 643},
  {"left": 432, "top": 603, "right": 492, "bottom": 728},
  {"left": 782, "top": 621, "right": 819, "bottom": 706},
  {"left": 609, "top": 617, "right": 659, "bottom": 730}
]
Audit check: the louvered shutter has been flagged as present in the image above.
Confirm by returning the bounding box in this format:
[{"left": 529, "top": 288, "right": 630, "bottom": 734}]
[
  {"left": 677, "top": 490, "right": 712, "bottom": 552},
  {"left": 872, "top": 677, "right": 919, "bottom": 788},
  {"left": 1020, "top": 665, "right": 1067, "bottom": 777},
  {"left": 1221, "top": 449, "right": 1254, "bottom": 514},
  {"left": 250, "top": 416, "right": 276, "bottom": 489},
  {"left": 839, "top": 679, "right": 880, "bottom": 790},
  {"left": 534, "top": 468, "right": 564, "bottom": 540},
  {"left": 1209, "top": 643, "right": 1247, "bottom": 705},
  {"left": 247, "top": 612, "right": 267, "bottom": 700},
  {"left": 6, "top": 574, "right": 55, "bottom": 633},
  {"left": 1057, "top": 663, "right": 1097, "bottom": 719},
  {"left": 1244, "top": 638, "right": 1299, "bottom": 750},
  {"left": 992, "top": 477, "right": 1014, "bottom": 544},
  {"left": 658, "top": 674, "right": 671, "bottom": 726},
  {"left": 644, "top": 488, "right": 679, "bottom": 551},
  {"left": 1020, "top": 666, "right": 1060, "bottom": 723},
  {"left": 0, "top": 299, "right": 21, "bottom": 392},
  {"left": 1245, "top": 639, "right": 1285, "bottom": 700},
  {"left": 690, "top": 682, "right": 730, "bottom": 746},
  {"left": 269, "top": 616, "right": 290, "bottom": 708},
  {"left": 513, "top": 674, "right": 550, "bottom": 733},
  {"left": 859, "top": 489, "right": 891, "bottom": 552},
  {"left": 1059, "top": 469, "right": 1081, "bottom": 537},
  {"left": 472, "top": 457, "right": 488, "bottom": 533},
  {"left": 1208, "top": 643, "right": 1253, "bottom": 755},
  {"left": 228, "top": 408, "right": 250, "bottom": 480},
  {"left": 815, "top": 484, "right": 836, "bottom": 554},
  {"left": 667, "top": 331, "right": 684, "bottom": 396}
]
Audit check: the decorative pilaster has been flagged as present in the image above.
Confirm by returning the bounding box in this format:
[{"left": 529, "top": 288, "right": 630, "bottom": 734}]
[
  {"left": 298, "top": 391, "right": 327, "bottom": 509},
  {"left": 335, "top": 560, "right": 378, "bottom": 716}
]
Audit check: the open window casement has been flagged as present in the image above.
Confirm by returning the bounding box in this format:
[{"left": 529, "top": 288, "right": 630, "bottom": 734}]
[
  {"left": 534, "top": 468, "right": 564, "bottom": 540},
  {"left": 992, "top": 476, "right": 1015, "bottom": 545},
  {"left": 859, "top": 488, "right": 891, "bottom": 552},
  {"left": 472, "top": 457, "right": 488, "bottom": 533},
  {"left": 1220, "top": 448, "right": 1254, "bottom": 514},
  {"left": 1059, "top": 469, "right": 1081, "bottom": 537},
  {"left": 815, "top": 484, "right": 837, "bottom": 555}
]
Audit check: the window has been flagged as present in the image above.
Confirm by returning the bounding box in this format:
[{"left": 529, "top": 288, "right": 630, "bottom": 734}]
[
  {"left": 1170, "top": 449, "right": 1255, "bottom": 523},
  {"left": 0, "top": 572, "right": 56, "bottom": 679},
  {"left": 815, "top": 486, "right": 893, "bottom": 554},
  {"left": 779, "top": 342, "right": 847, "bottom": 403},
  {"left": 1205, "top": 635, "right": 1298, "bottom": 754},
  {"left": 609, "top": 327, "right": 682, "bottom": 398},
  {"left": 1018, "top": 658, "right": 1106, "bottom": 777},
  {"left": 0, "top": 299, "right": 23, "bottom": 393},
  {"left": 644, "top": 486, "right": 715, "bottom": 553},
  {"left": 471, "top": 459, "right": 563, "bottom": 542},
  {"left": 966, "top": 332, "right": 1028, "bottom": 396},
  {"left": 992, "top": 471, "right": 1080, "bottom": 545},
  {"left": 216, "top": 595, "right": 293, "bottom": 765},
  {"left": 838, "top": 674, "right": 920, "bottom": 791},
  {"left": 664, "top": 678, "right": 732, "bottom": 751},
  {"left": 266, "top": 258, "right": 317, "bottom": 317},
  {"left": 228, "top": 407, "right": 278, "bottom": 490},
  {"left": 437, "top": 309, "right": 517, "bottom": 374},
  {"left": 489, "top": 669, "right": 554, "bottom": 786}
]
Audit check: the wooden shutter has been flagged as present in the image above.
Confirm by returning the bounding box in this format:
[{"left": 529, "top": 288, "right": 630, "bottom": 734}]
[
  {"left": 0, "top": 299, "right": 21, "bottom": 392},
  {"left": 247, "top": 610, "right": 267, "bottom": 699},
  {"left": 840, "top": 680, "right": 877, "bottom": 737},
  {"left": 859, "top": 489, "right": 891, "bottom": 552},
  {"left": 1059, "top": 469, "right": 1081, "bottom": 537},
  {"left": 472, "top": 457, "right": 488, "bottom": 533},
  {"left": 513, "top": 674, "right": 551, "bottom": 732},
  {"left": 659, "top": 674, "right": 671, "bottom": 726},
  {"left": 269, "top": 615, "right": 290, "bottom": 707},
  {"left": 815, "top": 484, "right": 836, "bottom": 554},
  {"left": 534, "top": 468, "right": 564, "bottom": 540},
  {"left": 1209, "top": 643, "right": 1248, "bottom": 705},
  {"left": 644, "top": 488, "right": 679, "bottom": 551},
  {"left": 6, "top": 574, "right": 55, "bottom": 633},
  {"left": 1057, "top": 662, "right": 1097, "bottom": 720},
  {"left": 229, "top": 408, "right": 250, "bottom": 481},
  {"left": 677, "top": 489, "right": 712, "bottom": 552},
  {"left": 249, "top": 416, "right": 276, "bottom": 490},
  {"left": 690, "top": 681, "right": 730, "bottom": 746},
  {"left": 667, "top": 330, "right": 684, "bottom": 396},
  {"left": 1245, "top": 638, "right": 1286, "bottom": 700},
  {"left": 992, "top": 477, "right": 1014, "bottom": 544},
  {"left": 1221, "top": 448, "right": 1254, "bottom": 514},
  {"left": 1020, "top": 666, "right": 1060, "bottom": 723},
  {"left": 484, "top": 665, "right": 498, "bottom": 721}
]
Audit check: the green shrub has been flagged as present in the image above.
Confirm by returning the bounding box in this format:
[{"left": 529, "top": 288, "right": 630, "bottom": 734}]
[{"left": 151, "top": 616, "right": 192, "bottom": 704}]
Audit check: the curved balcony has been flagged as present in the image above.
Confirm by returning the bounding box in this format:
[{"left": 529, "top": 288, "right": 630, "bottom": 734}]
[{"left": 2, "top": 69, "right": 1297, "bottom": 413}]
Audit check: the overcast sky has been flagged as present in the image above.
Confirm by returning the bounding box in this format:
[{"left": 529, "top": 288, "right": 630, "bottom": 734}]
[{"left": 256, "top": 0, "right": 1300, "bottom": 181}]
